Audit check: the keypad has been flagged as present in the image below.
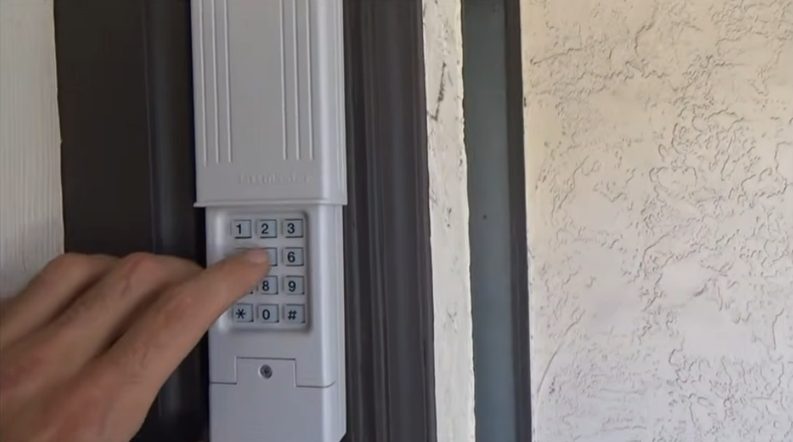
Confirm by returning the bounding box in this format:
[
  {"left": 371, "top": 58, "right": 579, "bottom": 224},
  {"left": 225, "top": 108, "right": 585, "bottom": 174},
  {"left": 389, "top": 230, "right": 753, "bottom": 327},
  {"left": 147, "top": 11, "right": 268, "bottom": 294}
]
[{"left": 225, "top": 213, "right": 308, "bottom": 329}]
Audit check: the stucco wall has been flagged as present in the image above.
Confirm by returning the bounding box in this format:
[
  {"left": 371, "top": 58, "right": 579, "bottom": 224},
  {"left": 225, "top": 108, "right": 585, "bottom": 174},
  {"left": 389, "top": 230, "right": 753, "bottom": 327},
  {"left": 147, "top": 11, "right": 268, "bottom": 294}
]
[
  {"left": 0, "top": 0, "right": 63, "bottom": 296},
  {"left": 522, "top": 0, "right": 793, "bottom": 440},
  {"left": 423, "top": 1, "right": 476, "bottom": 441}
]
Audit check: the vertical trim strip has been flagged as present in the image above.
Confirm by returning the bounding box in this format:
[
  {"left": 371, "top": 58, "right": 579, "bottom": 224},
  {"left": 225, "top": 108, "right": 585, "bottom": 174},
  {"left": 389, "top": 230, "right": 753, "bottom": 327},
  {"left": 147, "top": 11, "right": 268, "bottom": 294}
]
[
  {"left": 504, "top": 0, "right": 531, "bottom": 439},
  {"left": 211, "top": 0, "right": 219, "bottom": 163},
  {"left": 304, "top": 0, "right": 314, "bottom": 161},
  {"left": 198, "top": 0, "right": 207, "bottom": 165},
  {"left": 223, "top": 0, "right": 232, "bottom": 163},
  {"left": 291, "top": 0, "right": 300, "bottom": 160},
  {"left": 279, "top": 0, "right": 288, "bottom": 161},
  {"left": 342, "top": 0, "right": 436, "bottom": 440}
]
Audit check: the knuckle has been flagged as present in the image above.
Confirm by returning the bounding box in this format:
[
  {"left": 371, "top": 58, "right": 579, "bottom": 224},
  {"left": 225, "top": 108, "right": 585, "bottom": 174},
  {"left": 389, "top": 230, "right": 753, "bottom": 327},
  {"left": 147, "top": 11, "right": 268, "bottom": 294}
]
[
  {"left": 120, "top": 253, "right": 200, "bottom": 285},
  {"left": 117, "top": 253, "right": 170, "bottom": 289},
  {"left": 44, "top": 253, "right": 92, "bottom": 277},
  {"left": 120, "top": 252, "right": 161, "bottom": 276}
]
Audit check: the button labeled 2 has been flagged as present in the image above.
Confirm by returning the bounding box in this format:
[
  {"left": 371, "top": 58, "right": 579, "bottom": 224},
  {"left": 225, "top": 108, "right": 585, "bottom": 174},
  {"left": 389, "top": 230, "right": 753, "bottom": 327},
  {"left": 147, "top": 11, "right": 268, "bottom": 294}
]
[{"left": 257, "top": 219, "right": 277, "bottom": 238}]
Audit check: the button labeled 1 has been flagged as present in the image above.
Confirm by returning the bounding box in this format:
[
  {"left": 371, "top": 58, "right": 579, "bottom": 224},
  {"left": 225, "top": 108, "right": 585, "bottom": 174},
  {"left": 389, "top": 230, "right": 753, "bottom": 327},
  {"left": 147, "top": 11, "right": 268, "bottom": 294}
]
[{"left": 231, "top": 220, "right": 252, "bottom": 239}]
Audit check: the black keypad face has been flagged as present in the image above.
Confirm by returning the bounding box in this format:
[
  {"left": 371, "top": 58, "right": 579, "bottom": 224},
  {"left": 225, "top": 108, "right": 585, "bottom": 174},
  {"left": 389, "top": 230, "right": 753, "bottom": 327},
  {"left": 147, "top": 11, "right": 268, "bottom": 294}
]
[{"left": 226, "top": 213, "right": 308, "bottom": 329}]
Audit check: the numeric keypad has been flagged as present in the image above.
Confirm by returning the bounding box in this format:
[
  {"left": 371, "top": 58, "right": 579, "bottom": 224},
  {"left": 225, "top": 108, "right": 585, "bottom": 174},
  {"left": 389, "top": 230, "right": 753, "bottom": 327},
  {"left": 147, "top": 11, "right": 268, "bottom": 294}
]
[{"left": 225, "top": 213, "right": 308, "bottom": 329}]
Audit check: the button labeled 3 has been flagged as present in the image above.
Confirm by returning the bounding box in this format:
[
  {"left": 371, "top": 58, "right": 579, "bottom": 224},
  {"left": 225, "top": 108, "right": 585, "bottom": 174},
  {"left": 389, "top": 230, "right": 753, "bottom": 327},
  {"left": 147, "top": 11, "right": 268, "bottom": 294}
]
[{"left": 284, "top": 219, "right": 304, "bottom": 238}]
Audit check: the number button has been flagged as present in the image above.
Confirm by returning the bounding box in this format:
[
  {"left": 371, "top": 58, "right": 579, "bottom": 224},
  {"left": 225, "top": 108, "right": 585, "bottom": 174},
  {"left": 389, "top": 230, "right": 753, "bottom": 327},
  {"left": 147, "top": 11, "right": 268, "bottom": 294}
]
[
  {"left": 257, "top": 219, "right": 277, "bottom": 238},
  {"left": 283, "top": 276, "right": 305, "bottom": 295},
  {"left": 232, "top": 303, "right": 253, "bottom": 323},
  {"left": 257, "top": 304, "right": 279, "bottom": 323},
  {"left": 231, "top": 220, "right": 252, "bottom": 239},
  {"left": 260, "top": 276, "right": 278, "bottom": 294},
  {"left": 264, "top": 248, "right": 278, "bottom": 266},
  {"left": 284, "top": 219, "right": 304, "bottom": 238},
  {"left": 284, "top": 304, "right": 306, "bottom": 324},
  {"left": 283, "top": 248, "right": 304, "bottom": 266}
]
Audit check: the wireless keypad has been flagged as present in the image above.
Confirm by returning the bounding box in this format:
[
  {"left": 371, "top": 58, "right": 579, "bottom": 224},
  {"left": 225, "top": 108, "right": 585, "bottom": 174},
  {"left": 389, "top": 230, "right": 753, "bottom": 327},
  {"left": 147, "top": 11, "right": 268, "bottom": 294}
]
[{"left": 195, "top": 0, "right": 346, "bottom": 438}]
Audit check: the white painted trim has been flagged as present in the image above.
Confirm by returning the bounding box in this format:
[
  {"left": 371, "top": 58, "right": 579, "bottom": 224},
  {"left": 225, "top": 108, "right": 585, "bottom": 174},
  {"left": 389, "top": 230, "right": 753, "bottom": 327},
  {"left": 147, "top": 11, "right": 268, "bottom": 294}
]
[
  {"left": 423, "top": 1, "right": 476, "bottom": 441},
  {"left": 0, "top": 0, "right": 63, "bottom": 296}
]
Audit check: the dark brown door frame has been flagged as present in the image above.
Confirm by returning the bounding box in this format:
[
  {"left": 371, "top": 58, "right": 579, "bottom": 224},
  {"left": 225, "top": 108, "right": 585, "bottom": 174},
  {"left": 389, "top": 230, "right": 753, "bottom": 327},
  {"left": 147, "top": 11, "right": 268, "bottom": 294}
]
[
  {"left": 55, "top": 0, "right": 436, "bottom": 441},
  {"left": 343, "top": 0, "right": 436, "bottom": 441}
]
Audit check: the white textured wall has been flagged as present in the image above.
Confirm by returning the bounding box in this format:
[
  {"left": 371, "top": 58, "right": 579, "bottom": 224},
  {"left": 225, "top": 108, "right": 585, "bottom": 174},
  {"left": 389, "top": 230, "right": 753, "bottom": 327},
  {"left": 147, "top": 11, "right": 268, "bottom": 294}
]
[
  {"left": 0, "top": 0, "right": 63, "bottom": 296},
  {"left": 423, "top": 1, "right": 476, "bottom": 441},
  {"left": 523, "top": 0, "right": 793, "bottom": 440}
]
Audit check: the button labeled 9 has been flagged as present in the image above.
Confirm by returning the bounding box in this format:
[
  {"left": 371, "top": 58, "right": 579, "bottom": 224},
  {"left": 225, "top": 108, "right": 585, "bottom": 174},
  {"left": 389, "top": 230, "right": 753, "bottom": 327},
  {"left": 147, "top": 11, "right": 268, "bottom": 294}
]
[{"left": 284, "top": 276, "right": 304, "bottom": 295}]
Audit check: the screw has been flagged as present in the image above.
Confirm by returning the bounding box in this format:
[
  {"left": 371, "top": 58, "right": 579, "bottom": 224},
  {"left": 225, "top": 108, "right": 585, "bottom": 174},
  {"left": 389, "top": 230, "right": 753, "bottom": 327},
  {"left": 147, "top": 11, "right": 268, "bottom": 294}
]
[{"left": 260, "top": 365, "right": 273, "bottom": 379}]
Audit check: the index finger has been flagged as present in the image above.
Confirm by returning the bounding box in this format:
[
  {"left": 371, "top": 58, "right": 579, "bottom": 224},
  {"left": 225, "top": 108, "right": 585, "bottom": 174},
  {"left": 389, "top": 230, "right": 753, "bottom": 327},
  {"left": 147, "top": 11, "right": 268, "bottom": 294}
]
[{"left": 94, "top": 249, "right": 270, "bottom": 389}]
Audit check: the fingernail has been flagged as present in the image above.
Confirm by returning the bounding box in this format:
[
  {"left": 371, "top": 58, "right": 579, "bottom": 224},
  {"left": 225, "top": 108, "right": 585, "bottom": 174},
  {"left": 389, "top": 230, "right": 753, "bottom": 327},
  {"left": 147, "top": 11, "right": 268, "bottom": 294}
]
[{"left": 242, "top": 249, "right": 270, "bottom": 264}]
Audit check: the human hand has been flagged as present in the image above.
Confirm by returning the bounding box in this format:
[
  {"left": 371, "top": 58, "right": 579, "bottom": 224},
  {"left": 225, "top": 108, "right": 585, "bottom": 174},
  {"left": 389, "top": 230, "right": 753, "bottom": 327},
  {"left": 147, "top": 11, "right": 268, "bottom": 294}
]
[{"left": 0, "top": 250, "right": 270, "bottom": 442}]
